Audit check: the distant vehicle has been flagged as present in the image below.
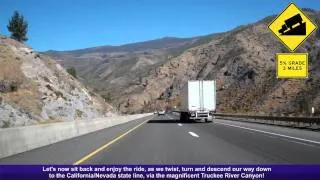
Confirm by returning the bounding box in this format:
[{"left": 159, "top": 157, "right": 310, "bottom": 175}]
[
  {"left": 158, "top": 110, "right": 165, "bottom": 115},
  {"left": 154, "top": 111, "right": 158, "bottom": 115},
  {"left": 179, "top": 80, "right": 216, "bottom": 122}
]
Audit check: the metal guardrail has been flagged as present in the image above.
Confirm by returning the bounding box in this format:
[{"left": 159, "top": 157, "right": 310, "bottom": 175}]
[
  {"left": 171, "top": 111, "right": 320, "bottom": 129},
  {"left": 214, "top": 114, "right": 320, "bottom": 124}
]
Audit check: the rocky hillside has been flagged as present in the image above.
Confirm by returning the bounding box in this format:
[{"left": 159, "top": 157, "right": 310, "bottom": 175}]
[
  {"left": 47, "top": 10, "right": 320, "bottom": 116},
  {"left": 0, "top": 36, "right": 115, "bottom": 128},
  {"left": 44, "top": 37, "right": 209, "bottom": 100}
]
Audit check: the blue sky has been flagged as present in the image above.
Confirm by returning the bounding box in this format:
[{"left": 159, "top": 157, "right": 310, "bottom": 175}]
[{"left": 1, "top": 0, "right": 319, "bottom": 51}]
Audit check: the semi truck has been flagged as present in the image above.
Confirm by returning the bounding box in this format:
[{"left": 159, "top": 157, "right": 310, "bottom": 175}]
[{"left": 179, "top": 80, "right": 216, "bottom": 122}]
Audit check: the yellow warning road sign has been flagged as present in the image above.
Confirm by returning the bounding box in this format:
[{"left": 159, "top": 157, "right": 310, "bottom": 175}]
[
  {"left": 276, "top": 53, "right": 308, "bottom": 78},
  {"left": 268, "top": 3, "right": 317, "bottom": 52}
]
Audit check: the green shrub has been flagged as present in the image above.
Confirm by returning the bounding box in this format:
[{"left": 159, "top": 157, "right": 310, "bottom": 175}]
[{"left": 66, "top": 67, "right": 77, "bottom": 78}]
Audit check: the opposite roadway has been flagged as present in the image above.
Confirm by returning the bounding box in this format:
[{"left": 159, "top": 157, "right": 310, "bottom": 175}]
[{"left": 1, "top": 113, "right": 320, "bottom": 164}]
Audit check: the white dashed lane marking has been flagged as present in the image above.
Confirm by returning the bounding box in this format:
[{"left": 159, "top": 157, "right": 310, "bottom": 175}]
[
  {"left": 178, "top": 123, "right": 183, "bottom": 126},
  {"left": 188, "top": 131, "right": 199, "bottom": 138}
]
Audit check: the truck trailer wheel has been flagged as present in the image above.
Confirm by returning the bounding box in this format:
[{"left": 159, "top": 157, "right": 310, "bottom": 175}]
[
  {"left": 180, "top": 112, "right": 185, "bottom": 121},
  {"left": 180, "top": 112, "right": 189, "bottom": 122}
]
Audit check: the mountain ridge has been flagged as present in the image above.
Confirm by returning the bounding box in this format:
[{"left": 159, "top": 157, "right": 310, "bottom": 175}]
[
  {"left": 45, "top": 10, "right": 320, "bottom": 116},
  {"left": 45, "top": 36, "right": 198, "bottom": 54}
]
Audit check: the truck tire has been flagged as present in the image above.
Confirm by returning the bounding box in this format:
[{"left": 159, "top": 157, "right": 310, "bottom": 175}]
[
  {"left": 180, "top": 112, "right": 185, "bottom": 121},
  {"left": 180, "top": 112, "right": 188, "bottom": 122},
  {"left": 185, "top": 113, "right": 190, "bottom": 122}
]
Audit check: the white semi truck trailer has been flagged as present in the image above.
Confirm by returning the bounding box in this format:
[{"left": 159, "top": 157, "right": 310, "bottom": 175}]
[{"left": 179, "top": 80, "right": 216, "bottom": 122}]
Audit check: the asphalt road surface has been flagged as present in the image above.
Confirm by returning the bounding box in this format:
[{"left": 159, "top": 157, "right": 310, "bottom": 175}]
[{"left": 1, "top": 114, "right": 320, "bottom": 164}]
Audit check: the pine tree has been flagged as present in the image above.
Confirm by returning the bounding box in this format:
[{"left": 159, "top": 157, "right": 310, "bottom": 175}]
[{"left": 7, "top": 11, "right": 28, "bottom": 42}]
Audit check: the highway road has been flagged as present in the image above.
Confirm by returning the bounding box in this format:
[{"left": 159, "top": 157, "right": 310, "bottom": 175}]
[{"left": 1, "top": 113, "right": 320, "bottom": 164}]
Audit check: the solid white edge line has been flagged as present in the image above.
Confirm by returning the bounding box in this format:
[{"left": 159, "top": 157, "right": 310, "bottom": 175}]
[
  {"left": 189, "top": 131, "right": 199, "bottom": 138},
  {"left": 215, "top": 121, "right": 320, "bottom": 145}
]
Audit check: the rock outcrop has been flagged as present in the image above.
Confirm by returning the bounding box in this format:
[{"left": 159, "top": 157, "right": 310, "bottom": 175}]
[{"left": 0, "top": 36, "right": 115, "bottom": 128}]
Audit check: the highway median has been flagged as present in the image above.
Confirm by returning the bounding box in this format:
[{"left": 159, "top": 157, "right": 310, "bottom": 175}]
[{"left": 0, "top": 113, "right": 153, "bottom": 159}]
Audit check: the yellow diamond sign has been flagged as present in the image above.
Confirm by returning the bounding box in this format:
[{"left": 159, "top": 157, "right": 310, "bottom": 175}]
[{"left": 268, "top": 3, "right": 317, "bottom": 52}]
